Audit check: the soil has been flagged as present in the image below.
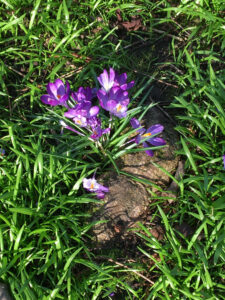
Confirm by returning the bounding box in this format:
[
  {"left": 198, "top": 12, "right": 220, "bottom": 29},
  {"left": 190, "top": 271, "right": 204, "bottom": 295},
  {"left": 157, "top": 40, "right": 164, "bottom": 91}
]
[
  {"left": 92, "top": 105, "right": 182, "bottom": 246},
  {"left": 0, "top": 283, "right": 12, "bottom": 300}
]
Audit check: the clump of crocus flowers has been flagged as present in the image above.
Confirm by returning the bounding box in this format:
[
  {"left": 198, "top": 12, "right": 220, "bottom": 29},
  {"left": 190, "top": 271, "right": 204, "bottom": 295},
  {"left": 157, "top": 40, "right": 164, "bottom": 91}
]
[
  {"left": 41, "top": 68, "right": 135, "bottom": 141},
  {"left": 41, "top": 67, "right": 166, "bottom": 198}
]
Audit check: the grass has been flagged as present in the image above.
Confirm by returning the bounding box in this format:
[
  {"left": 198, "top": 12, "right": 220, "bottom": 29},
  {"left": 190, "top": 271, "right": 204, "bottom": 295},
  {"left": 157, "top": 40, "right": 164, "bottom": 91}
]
[{"left": 0, "top": 0, "right": 225, "bottom": 299}]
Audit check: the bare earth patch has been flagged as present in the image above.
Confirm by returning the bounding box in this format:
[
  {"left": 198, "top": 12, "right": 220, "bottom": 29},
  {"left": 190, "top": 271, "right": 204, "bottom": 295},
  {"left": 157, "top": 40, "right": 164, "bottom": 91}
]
[{"left": 92, "top": 106, "right": 182, "bottom": 244}]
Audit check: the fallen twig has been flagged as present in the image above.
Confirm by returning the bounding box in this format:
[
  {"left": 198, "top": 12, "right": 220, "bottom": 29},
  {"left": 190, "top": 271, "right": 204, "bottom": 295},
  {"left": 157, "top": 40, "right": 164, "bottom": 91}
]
[{"left": 107, "top": 257, "right": 155, "bottom": 285}]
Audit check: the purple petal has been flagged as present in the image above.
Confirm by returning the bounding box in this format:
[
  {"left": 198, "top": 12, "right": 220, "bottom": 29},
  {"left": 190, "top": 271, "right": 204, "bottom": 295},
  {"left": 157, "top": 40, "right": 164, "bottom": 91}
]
[
  {"left": 89, "top": 106, "right": 99, "bottom": 117},
  {"left": 223, "top": 155, "right": 225, "bottom": 170},
  {"left": 120, "top": 84, "right": 128, "bottom": 90},
  {"left": 47, "top": 82, "right": 57, "bottom": 98},
  {"left": 115, "top": 72, "right": 127, "bottom": 85},
  {"left": 91, "top": 126, "right": 110, "bottom": 140},
  {"left": 90, "top": 126, "right": 102, "bottom": 139},
  {"left": 106, "top": 100, "right": 117, "bottom": 111},
  {"left": 143, "top": 142, "right": 154, "bottom": 156},
  {"left": 97, "top": 89, "right": 108, "bottom": 107},
  {"left": 55, "top": 79, "right": 65, "bottom": 97},
  {"left": 110, "top": 86, "right": 120, "bottom": 95},
  {"left": 147, "top": 124, "right": 164, "bottom": 136},
  {"left": 109, "top": 67, "right": 115, "bottom": 84},
  {"left": 117, "top": 88, "right": 128, "bottom": 99},
  {"left": 113, "top": 104, "right": 127, "bottom": 118},
  {"left": 130, "top": 118, "right": 145, "bottom": 134},
  {"left": 98, "top": 68, "right": 115, "bottom": 92},
  {"left": 71, "top": 91, "right": 79, "bottom": 102},
  {"left": 85, "top": 87, "right": 94, "bottom": 101},
  {"left": 83, "top": 178, "right": 97, "bottom": 191},
  {"left": 96, "top": 191, "right": 105, "bottom": 199},
  {"left": 64, "top": 109, "right": 77, "bottom": 118},
  {"left": 98, "top": 184, "right": 109, "bottom": 193},
  {"left": 41, "top": 95, "right": 59, "bottom": 106},
  {"left": 73, "top": 116, "right": 87, "bottom": 127},
  {"left": 120, "top": 94, "right": 129, "bottom": 106},
  {"left": 91, "top": 87, "right": 98, "bottom": 97},
  {"left": 130, "top": 118, "right": 141, "bottom": 129},
  {"left": 102, "top": 128, "right": 110, "bottom": 135},
  {"left": 72, "top": 87, "right": 93, "bottom": 103},
  {"left": 54, "top": 79, "right": 64, "bottom": 89},
  {"left": 98, "top": 69, "right": 108, "bottom": 87},
  {"left": 88, "top": 117, "right": 101, "bottom": 129},
  {"left": 127, "top": 80, "right": 135, "bottom": 90},
  {"left": 65, "top": 80, "right": 70, "bottom": 94},
  {"left": 149, "top": 137, "right": 166, "bottom": 146},
  {"left": 60, "top": 94, "right": 69, "bottom": 103},
  {"left": 83, "top": 179, "right": 91, "bottom": 190},
  {"left": 135, "top": 134, "right": 142, "bottom": 144}
]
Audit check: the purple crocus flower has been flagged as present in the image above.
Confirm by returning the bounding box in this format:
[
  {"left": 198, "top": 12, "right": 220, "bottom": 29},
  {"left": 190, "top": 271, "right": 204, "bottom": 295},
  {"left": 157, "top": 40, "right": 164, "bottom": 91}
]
[
  {"left": 87, "top": 116, "right": 101, "bottom": 129},
  {"left": 90, "top": 126, "right": 110, "bottom": 140},
  {"left": 97, "top": 86, "right": 130, "bottom": 118},
  {"left": 64, "top": 101, "right": 99, "bottom": 127},
  {"left": 223, "top": 155, "right": 225, "bottom": 170},
  {"left": 41, "top": 79, "right": 70, "bottom": 107},
  {"left": 83, "top": 177, "right": 109, "bottom": 199},
  {"left": 130, "top": 118, "right": 166, "bottom": 156},
  {"left": 98, "top": 68, "right": 134, "bottom": 92},
  {"left": 71, "top": 87, "right": 96, "bottom": 103}
]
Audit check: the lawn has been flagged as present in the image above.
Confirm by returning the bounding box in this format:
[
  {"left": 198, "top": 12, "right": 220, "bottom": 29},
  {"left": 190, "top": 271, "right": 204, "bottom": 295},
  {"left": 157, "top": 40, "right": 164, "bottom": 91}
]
[{"left": 0, "top": 0, "right": 225, "bottom": 299}]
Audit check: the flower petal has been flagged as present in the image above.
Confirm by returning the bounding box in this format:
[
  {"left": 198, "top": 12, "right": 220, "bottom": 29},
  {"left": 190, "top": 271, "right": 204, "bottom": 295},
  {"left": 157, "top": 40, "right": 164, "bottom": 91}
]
[
  {"left": 143, "top": 142, "right": 154, "bottom": 156},
  {"left": 102, "top": 127, "right": 110, "bottom": 135},
  {"left": 83, "top": 178, "right": 97, "bottom": 191},
  {"left": 97, "top": 89, "right": 108, "bottom": 108},
  {"left": 65, "top": 80, "right": 70, "bottom": 94},
  {"left": 223, "top": 155, "right": 225, "bottom": 170},
  {"left": 109, "top": 67, "right": 115, "bottom": 84},
  {"left": 97, "top": 69, "right": 108, "bottom": 87},
  {"left": 64, "top": 109, "right": 77, "bottom": 118},
  {"left": 96, "top": 191, "right": 105, "bottom": 199},
  {"left": 41, "top": 95, "right": 59, "bottom": 106},
  {"left": 46, "top": 83, "right": 58, "bottom": 98},
  {"left": 130, "top": 118, "right": 141, "bottom": 129},
  {"left": 113, "top": 104, "right": 127, "bottom": 118},
  {"left": 54, "top": 79, "right": 64, "bottom": 89},
  {"left": 106, "top": 100, "right": 117, "bottom": 111},
  {"left": 149, "top": 137, "right": 166, "bottom": 146},
  {"left": 73, "top": 116, "right": 87, "bottom": 127},
  {"left": 126, "top": 80, "right": 135, "bottom": 90},
  {"left": 147, "top": 124, "right": 164, "bottom": 136},
  {"left": 89, "top": 106, "right": 99, "bottom": 117},
  {"left": 130, "top": 118, "right": 145, "bottom": 134},
  {"left": 98, "top": 184, "right": 109, "bottom": 193},
  {"left": 135, "top": 134, "right": 142, "bottom": 144},
  {"left": 60, "top": 94, "right": 69, "bottom": 103},
  {"left": 115, "top": 72, "right": 127, "bottom": 85}
]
